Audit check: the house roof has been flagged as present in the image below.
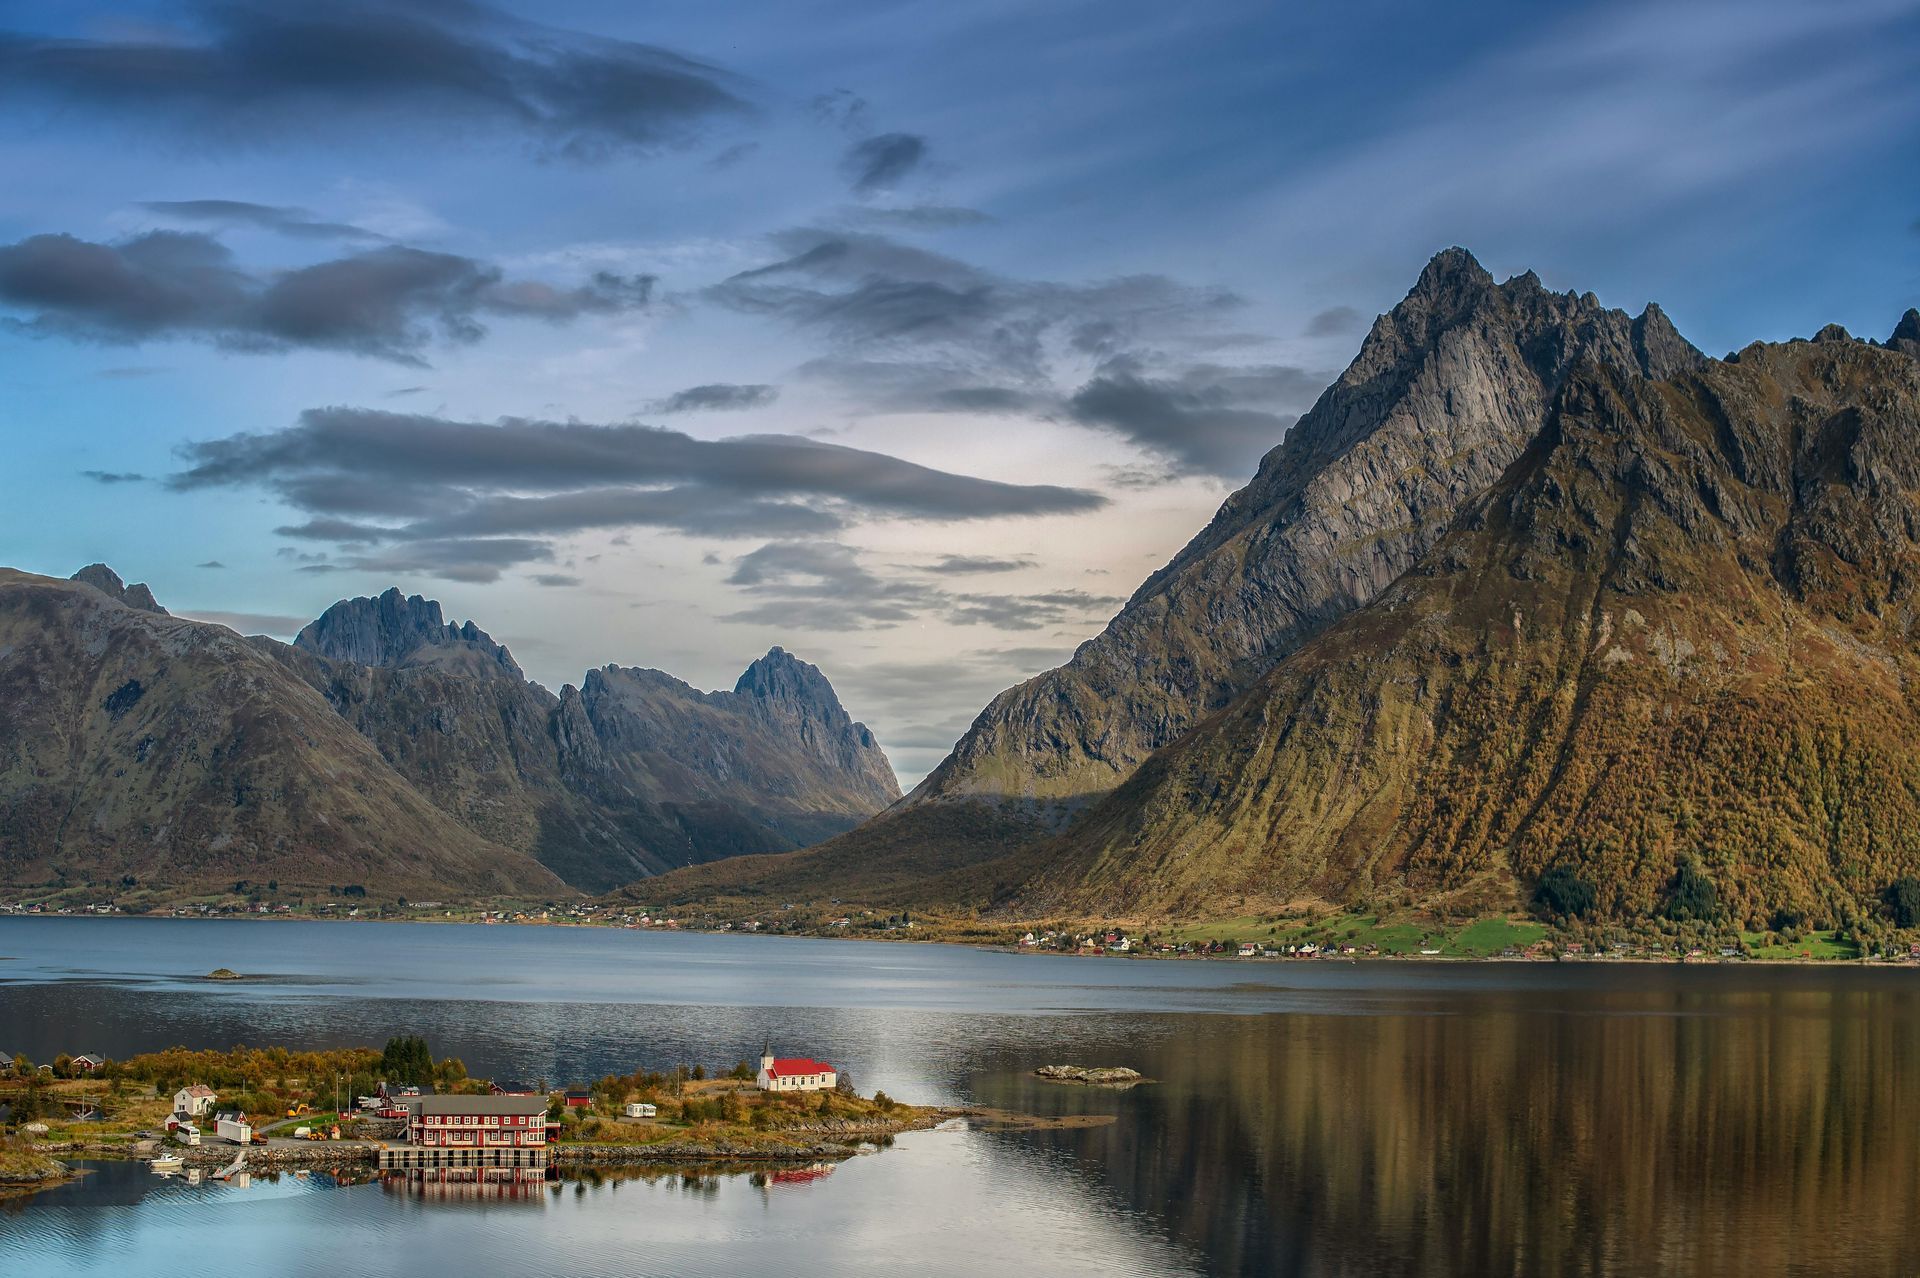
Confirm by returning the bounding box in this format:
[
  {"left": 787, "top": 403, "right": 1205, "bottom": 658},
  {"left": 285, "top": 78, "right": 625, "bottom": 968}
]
[
  {"left": 410, "top": 1095, "right": 549, "bottom": 1117},
  {"left": 766, "top": 1058, "right": 835, "bottom": 1077},
  {"left": 179, "top": 1084, "right": 216, "bottom": 1097}
]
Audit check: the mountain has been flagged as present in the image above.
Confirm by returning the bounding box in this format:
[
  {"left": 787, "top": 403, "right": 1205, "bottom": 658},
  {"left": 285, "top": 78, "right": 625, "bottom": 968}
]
[
  {"left": 632, "top": 248, "right": 1706, "bottom": 905},
  {"left": 266, "top": 596, "right": 898, "bottom": 892},
  {"left": 1011, "top": 321, "right": 1920, "bottom": 924},
  {"left": 0, "top": 574, "right": 897, "bottom": 900},
  {"left": 0, "top": 570, "right": 563, "bottom": 898}
]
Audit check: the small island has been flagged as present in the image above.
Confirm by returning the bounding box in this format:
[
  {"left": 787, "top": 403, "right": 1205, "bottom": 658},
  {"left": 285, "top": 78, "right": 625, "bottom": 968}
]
[
  {"left": 0, "top": 1040, "right": 963, "bottom": 1195},
  {"left": 1034, "top": 1064, "right": 1147, "bottom": 1087},
  {"left": 204, "top": 968, "right": 242, "bottom": 981}
]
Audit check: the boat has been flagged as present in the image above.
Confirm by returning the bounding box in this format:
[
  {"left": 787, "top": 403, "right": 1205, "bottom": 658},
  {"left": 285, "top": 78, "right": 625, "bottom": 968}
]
[{"left": 148, "top": 1153, "right": 184, "bottom": 1173}]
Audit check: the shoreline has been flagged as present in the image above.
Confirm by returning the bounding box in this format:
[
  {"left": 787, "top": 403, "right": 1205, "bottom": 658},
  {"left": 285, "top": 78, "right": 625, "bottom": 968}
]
[{"left": 1, "top": 909, "right": 1908, "bottom": 968}]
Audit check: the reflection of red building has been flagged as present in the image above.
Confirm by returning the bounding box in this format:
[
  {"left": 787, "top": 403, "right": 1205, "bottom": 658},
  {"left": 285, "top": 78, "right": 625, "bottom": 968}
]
[
  {"left": 769, "top": 1163, "right": 835, "bottom": 1186},
  {"left": 381, "top": 1166, "right": 550, "bottom": 1201},
  {"left": 407, "top": 1096, "right": 549, "bottom": 1147}
]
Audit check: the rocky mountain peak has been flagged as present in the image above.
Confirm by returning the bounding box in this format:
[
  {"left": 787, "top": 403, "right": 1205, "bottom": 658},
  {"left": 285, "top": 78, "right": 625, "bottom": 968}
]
[
  {"left": 70, "top": 563, "right": 168, "bottom": 614},
  {"left": 734, "top": 646, "right": 839, "bottom": 715},
  {"left": 1411, "top": 246, "right": 1495, "bottom": 299},
  {"left": 294, "top": 586, "right": 523, "bottom": 679},
  {"left": 1891, "top": 308, "right": 1920, "bottom": 354}
]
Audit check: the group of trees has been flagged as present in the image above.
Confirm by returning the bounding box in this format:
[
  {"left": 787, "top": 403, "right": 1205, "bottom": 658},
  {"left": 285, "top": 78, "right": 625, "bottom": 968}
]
[
  {"left": 1531, "top": 856, "right": 1920, "bottom": 938},
  {"left": 379, "top": 1037, "right": 435, "bottom": 1086}
]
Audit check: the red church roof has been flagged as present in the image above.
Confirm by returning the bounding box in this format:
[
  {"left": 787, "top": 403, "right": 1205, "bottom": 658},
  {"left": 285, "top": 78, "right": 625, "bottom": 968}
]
[{"left": 766, "top": 1058, "right": 835, "bottom": 1077}]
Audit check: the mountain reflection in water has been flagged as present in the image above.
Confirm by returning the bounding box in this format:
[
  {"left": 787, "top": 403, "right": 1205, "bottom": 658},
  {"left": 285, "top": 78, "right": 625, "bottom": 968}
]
[{"left": 4, "top": 917, "right": 1919, "bottom": 1276}]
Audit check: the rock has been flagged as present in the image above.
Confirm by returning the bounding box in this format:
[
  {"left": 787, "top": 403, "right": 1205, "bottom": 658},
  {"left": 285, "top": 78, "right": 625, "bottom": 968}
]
[
  {"left": 205, "top": 968, "right": 242, "bottom": 980},
  {"left": 1034, "top": 1065, "right": 1145, "bottom": 1086},
  {"left": 70, "top": 563, "right": 167, "bottom": 614}
]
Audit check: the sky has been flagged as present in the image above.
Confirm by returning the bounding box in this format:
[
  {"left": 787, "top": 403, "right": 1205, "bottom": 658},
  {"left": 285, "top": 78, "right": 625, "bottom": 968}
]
[{"left": 1, "top": 0, "right": 1917, "bottom": 785}]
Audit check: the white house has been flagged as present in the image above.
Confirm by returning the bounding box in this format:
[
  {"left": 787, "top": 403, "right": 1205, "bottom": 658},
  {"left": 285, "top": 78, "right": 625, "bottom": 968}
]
[
  {"left": 755, "top": 1046, "right": 838, "bottom": 1093},
  {"left": 623, "top": 1102, "right": 658, "bottom": 1119},
  {"left": 174, "top": 1084, "right": 217, "bottom": 1118}
]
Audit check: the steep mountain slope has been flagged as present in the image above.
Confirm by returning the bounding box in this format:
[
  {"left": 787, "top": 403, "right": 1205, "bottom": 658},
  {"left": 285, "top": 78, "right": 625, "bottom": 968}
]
[
  {"left": 1015, "top": 325, "right": 1920, "bottom": 924},
  {"left": 633, "top": 249, "right": 1704, "bottom": 906},
  {"left": 267, "top": 595, "right": 898, "bottom": 890},
  {"left": 0, "top": 570, "right": 564, "bottom": 897}
]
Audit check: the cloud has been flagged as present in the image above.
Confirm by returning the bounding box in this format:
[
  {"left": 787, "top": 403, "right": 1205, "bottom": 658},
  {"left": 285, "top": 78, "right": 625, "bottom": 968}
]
[
  {"left": 531, "top": 573, "right": 581, "bottom": 587},
  {"left": 1305, "top": 305, "right": 1364, "bottom": 337},
  {"left": 168, "top": 406, "right": 1105, "bottom": 580},
  {"left": 913, "top": 552, "right": 1036, "bottom": 571},
  {"left": 0, "top": 231, "right": 654, "bottom": 363},
  {"left": 713, "top": 229, "right": 1254, "bottom": 421},
  {"left": 139, "top": 199, "right": 379, "bottom": 241},
  {"left": 179, "top": 609, "right": 310, "bottom": 636},
  {"left": 722, "top": 540, "right": 1121, "bottom": 633},
  {"left": 647, "top": 382, "right": 778, "bottom": 413},
  {"left": 0, "top": 2, "right": 750, "bottom": 160},
  {"left": 844, "top": 133, "right": 927, "bottom": 194},
  {"left": 1065, "top": 362, "right": 1330, "bottom": 477},
  {"left": 196, "top": 560, "right": 226, "bottom": 569},
  {"left": 80, "top": 469, "right": 147, "bottom": 484},
  {"left": 328, "top": 537, "right": 555, "bottom": 584},
  {"left": 840, "top": 205, "right": 993, "bottom": 230},
  {"left": 919, "top": 554, "right": 1035, "bottom": 575},
  {"left": 947, "top": 588, "right": 1122, "bottom": 631}
]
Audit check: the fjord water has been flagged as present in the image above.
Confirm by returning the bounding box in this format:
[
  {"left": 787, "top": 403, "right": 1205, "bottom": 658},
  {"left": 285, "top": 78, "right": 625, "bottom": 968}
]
[{"left": 5, "top": 918, "right": 1920, "bottom": 1276}]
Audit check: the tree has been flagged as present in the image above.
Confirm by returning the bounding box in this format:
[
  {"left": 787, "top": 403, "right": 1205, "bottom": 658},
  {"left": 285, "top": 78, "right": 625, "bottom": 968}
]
[
  {"left": 1665, "top": 857, "right": 1720, "bottom": 923},
  {"left": 1885, "top": 877, "right": 1920, "bottom": 928},
  {"left": 1535, "top": 866, "right": 1598, "bottom": 918}
]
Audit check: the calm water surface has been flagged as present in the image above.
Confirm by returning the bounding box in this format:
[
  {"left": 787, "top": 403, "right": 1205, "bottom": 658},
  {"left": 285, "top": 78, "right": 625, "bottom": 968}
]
[{"left": 4, "top": 916, "right": 1920, "bottom": 1276}]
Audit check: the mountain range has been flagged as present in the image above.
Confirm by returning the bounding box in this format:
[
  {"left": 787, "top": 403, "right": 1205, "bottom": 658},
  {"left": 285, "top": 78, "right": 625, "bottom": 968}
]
[
  {"left": 0, "top": 572, "right": 896, "bottom": 898},
  {"left": 637, "top": 251, "right": 1920, "bottom": 930}
]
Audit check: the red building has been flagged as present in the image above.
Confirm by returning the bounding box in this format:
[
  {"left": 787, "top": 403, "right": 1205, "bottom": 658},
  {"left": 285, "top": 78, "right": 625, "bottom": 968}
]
[{"left": 407, "top": 1096, "right": 549, "bottom": 1148}]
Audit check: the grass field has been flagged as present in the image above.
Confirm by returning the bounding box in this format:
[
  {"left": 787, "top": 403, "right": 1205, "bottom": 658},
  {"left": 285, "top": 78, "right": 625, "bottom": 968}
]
[{"left": 1738, "top": 930, "right": 1862, "bottom": 961}]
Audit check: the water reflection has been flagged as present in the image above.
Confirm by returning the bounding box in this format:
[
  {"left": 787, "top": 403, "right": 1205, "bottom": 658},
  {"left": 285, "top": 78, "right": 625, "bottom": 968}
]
[{"left": 7, "top": 918, "right": 1920, "bottom": 1274}]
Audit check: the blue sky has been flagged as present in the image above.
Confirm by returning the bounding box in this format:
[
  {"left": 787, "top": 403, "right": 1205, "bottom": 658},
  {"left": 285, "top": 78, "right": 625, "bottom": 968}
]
[{"left": 2, "top": 0, "right": 1916, "bottom": 782}]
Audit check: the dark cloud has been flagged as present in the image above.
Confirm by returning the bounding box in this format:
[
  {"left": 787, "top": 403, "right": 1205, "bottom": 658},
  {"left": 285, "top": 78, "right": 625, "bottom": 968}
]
[
  {"left": 844, "top": 133, "right": 927, "bottom": 195},
  {"left": 1305, "top": 305, "right": 1364, "bottom": 337},
  {"left": 172, "top": 407, "right": 1103, "bottom": 523},
  {"left": 328, "top": 537, "right": 555, "bottom": 584},
  {"left": 714, "top": 230, "right": 1249, "bottom": 415},
  {"left": 919, "top": 554, "right": 1034, "bottom": 575},
  {"left": 196, "top": 560, "right": 226, "bottom": 569},
  {"left": 80, "top": 469, "right": 146, "bottom": 484},
  {"left": 0, "top": 2, "right": 750, "bottom": 160},
  {"left": 1065, "top": 362, "right": 1329, "bottom": 477},
  {"left": 0, "top": 231, "right": 653, "bottom": 363},
  {"left": 531, "top": 573, "right": 581, "bottom": 587},
  {"left": 139, "top": 199, "right": 378, "bottom": 241},
  {"left": 647, "top": 382, "right": 778, "bottom": 413},
  {"left": 169, "top": 407, "right": 1104, "bottom": 580}
]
